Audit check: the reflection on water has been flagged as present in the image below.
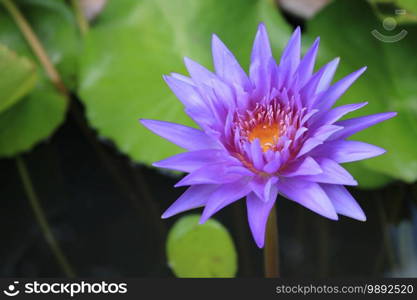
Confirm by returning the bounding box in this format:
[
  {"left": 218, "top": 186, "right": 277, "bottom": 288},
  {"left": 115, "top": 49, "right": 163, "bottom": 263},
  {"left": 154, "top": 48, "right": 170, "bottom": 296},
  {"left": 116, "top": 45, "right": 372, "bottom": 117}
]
[{"left": 389, "top": 202, "right": 417, "bottom": 277}]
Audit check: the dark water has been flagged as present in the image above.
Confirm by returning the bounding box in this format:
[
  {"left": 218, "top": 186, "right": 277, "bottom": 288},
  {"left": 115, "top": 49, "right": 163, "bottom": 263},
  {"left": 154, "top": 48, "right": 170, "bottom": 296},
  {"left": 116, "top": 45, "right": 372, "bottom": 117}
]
[{"left": 1, "top": 100, "right": 416, "bottom": 278}]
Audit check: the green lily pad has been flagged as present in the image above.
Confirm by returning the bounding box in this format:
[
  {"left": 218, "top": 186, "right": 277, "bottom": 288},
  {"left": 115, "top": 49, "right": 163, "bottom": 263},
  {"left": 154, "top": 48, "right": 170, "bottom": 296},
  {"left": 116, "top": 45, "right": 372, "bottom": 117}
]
[
  {"left": 344, "top": 162, "right": 393, "bottom": 189},
  {"left": 0, "top": 80, "right": 67, "bottom": 157},
  {"left": 0, "top": 44, "right": 37, "bottom": 113},
  {"left": 396, "top": 0, "right": 417, "bottom": 16},
  {"left": 307, "top": 0, "right": 417, "bottom": 184},
  {"left": 369, "top": 0, "right": 417, "bottom": 24},
  {"left": 0, "top": 0, "right": 75, "bottom": 156},
  {"left": 0, "top": 0, "right": 79, "bottom": 88},
  {"left": 78, "top": 0, "right": 291, "bottom": 165},
  {"left": 166, "top": 215, "right": 237, "bottom": 278}
]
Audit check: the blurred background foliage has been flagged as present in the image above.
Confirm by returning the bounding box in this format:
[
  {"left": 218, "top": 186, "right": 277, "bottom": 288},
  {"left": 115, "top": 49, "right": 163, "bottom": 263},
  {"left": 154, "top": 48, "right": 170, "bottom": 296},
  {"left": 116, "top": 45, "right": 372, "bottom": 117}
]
[{"left": 0, "top": 0, "right": 416, "bottom": 277}]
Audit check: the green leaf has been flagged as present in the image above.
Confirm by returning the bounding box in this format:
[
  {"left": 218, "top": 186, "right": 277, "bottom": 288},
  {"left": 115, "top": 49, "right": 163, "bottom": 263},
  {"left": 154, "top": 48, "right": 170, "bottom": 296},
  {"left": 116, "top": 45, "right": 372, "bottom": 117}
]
[
  {"left": 369, "top": 0, "right": 417, "bottom": 24},
  {"left": 0, "top": 0, "right": 75, "bottom": 156},
  {"left": 78, "top": 0, "right": 291, "bottom": 165},
  {"left": 344, "top": 163, "right": 393, "bottom": 189},
  {"left": 0, "top": 44, "right": 37, "bottom": 113},
  {"left": 0, "top": 0, "right": 79, "bottom": 88},
  {"left": 0, "top": 80, "right": 67, "bottom": 157},
  {"left": 396, "top": 0, "right": 417, "bottom": 16},
  {"left": 166, "top": 215, "right": 237, "bottom": 278},
  {"left": 306, "top": 0, "right": 417, "bottom": 184}
]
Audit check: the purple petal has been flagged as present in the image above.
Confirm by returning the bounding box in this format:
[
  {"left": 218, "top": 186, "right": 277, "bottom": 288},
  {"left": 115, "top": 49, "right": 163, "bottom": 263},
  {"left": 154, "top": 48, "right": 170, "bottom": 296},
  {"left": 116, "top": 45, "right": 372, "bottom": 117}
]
[
  {"left": 321, "top": 184, "right": 366, "bottom": 221},
  {"left": 250, "top": 23, "right": 272, "bottom": 68},
  {"left": 200, "top": 179, "right": 252, "bottom": 223},
  {"left": 153, "top": 150, "right": 228, "bottom": 172},
  {"left": 263, "top": 177, "right": 279, "bottom": 203},
  {"left": 206, "top": 77, "right": 237, "bottom": 111},
  {"left": 300, "top": 67, "right": 326, "bottom": 107},
  {"left": 170, "top": 73, "right": 195, "bottom": 85},
  {"left": 278, "top": 178, "right": 338, "bottom": 220},
  {"left": 314, "top": 67, "right": 367, "bottom": 111},
  {"left": 301, "top": 158, "right": 358, "bottom": 186},
  {"left": 331, "top": 112, "right": 397, "bottom": 140},
  {"left": 246, "top": 192, "right": 276, "bottom": 248},
  {"left": 174, "top": 163, "right": 244, "bottom": 187},
  {"left": 297, "top": 137, "right": 323, "bottom": 158},
  {"left": 263, "top": 152, "right": 282, "bottom": 174},
  {"left": 249, "top": 176, "right": 279, "bottom": 203},
  {"left": 161, "top": 184, "right": 218, "bottom": 219},
  {"left": 297, "top": 37, "right": 320, "bottom": 87},
  {"left": 184, "top": 57, "right": 217, "bottom": 85},
  {"left": 249, "top": 23, "right": 272, "bottom": 97},
  {"left": 140, "top": 119, "right": 219, "bottom": 150},
  {"left": 279, "top": 27, "right": 301, "bottom": 76},
  {"left": 316, "top": 57, "right": 340, "bottom": 93},
  {"left": 311, "top": 140, "right": 386, "bottom": 163},
  {"left": 163, "top": 74, "right": 206, "bottom": 112},
  {"left": 195, "top": 82, "right": 228, "bottom": 125},
  {"left": 248, "top": 176, "right": 266, "bottom": 200},
  {"left": 311, "top": 102, "right": 368, "bottom": 127},
  {"left": 250, "top": 139, "right": 265, "bottom": 169},
  {"left": 282, "top": 156, "right": 322, "bottom": 177},
  {"left": 297, "top": 125, "right": 343, "bottom": 157},
  {"left": 212, "top": 34, "right": 250, "bottom": 89}
]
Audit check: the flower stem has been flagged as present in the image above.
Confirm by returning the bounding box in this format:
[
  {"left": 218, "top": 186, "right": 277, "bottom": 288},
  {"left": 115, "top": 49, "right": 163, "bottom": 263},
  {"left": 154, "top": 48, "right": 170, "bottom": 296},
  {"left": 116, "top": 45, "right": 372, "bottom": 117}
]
[
  {"left": 1, "top": 0, "right": 68, "bottom": 96},
  {"left": 16, "top": 156, "right": 76, "bottom": 278},
  {"left": 264, "top": 204, "right": 279, "bottom": 277},
  {"left": 71, "top": 0, "right": 89, "bottom": 37}
]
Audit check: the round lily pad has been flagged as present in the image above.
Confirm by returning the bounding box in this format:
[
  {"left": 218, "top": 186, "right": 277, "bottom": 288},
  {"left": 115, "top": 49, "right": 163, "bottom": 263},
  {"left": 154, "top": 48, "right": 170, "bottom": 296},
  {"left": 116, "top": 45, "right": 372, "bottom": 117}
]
[{"left": 166, "top": 214, "right": 237, "bottom": 278}]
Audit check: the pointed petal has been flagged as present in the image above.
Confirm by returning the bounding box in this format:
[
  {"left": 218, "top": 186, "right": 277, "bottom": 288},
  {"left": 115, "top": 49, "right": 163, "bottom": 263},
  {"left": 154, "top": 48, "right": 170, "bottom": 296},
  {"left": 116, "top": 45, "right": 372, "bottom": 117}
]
[
  {"left": 263, "top": 155, "right": 281, "bottom": 174},
  {"left": 301, "top": 158, "right": 358, "bottom": 186},
  {"left": 315, "top": 67, "right": 367, "bottom": 110},
  {"left": 316, "top": 57, "right": 340, "bottom": 93},
  {"left": 250, "top": 139, "right": 264, "bottom": 169},
  {"left": 297, "top": 137, "right": 323, "bottom": 158},
  {"left": 250, "top": 23, "right": 272, "bottom": 67},
  {"left": 282, "top": 156, "right": 322, "bottom": 177},
  {"left": 300, "top": 66, "right": 326, "bottom": 107},
  {"left": 311, "top": 140, "right": 386, "bottom": 163},
  {"left": 278, "top": 178, "right": 338, "bottom": 220},
  {"left": 140, "top": 119, "right": 219, "bottom": 150},
  {"left": 249, "top": 23, "right": 273, "bottom": 96},
  {"left": 246, "top": 192, "right": 276, "bottom": 248},
  {"left": 212, "top": 34, "right": 250, "bottom": 89},
  {"left": 322, "top": 184, "right": 366, "bottom": 221},
  {"left": 311, "top": 102, "right": 368, "bottom": 127},
  {"left": 206, "top": 77, "right": 237, "bottom": 111},
  {"left": 174, "top": 163, "right": 244, "bottom": 187},
  {"left": 161, "top": 184, "right": 218, "bottom": 219},
  {"left": 279, "top": 26, "right": 301, "bottom": 76},
  {"left": 153, "top": 150, "right": 228, "bottom": 172},
  {"left": 170, "top": 73, "right": 195, "bottom": 85},
  {"left": 297, "top": 37, "right": 320, "bottom": 86},
  {"left": 184, "top": 57, "right": 217, "bottom": 86},
  {"left": 331, "top": 112, "right": 397, "bottom": 140},
  {"left": 263, "top": 177, "right": 279, "bottom": 203},
  {"left": 163, "top": 74, "right": 205, "bottom": 112},
  {"left": 200, "top": 179, "right": 252, "bottom": 223},
  {"left": 297, "top": 125, "right": 343, "bottom": 157},
  {"left": 248, "top": 176, "right": 266, "bottom": 200}
]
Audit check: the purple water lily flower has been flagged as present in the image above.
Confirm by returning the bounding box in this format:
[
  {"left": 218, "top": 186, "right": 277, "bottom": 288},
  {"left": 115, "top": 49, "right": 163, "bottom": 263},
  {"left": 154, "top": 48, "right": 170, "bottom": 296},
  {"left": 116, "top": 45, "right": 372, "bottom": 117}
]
[{"left": 140, "top": 24, "right": 396, "bottom": 248}]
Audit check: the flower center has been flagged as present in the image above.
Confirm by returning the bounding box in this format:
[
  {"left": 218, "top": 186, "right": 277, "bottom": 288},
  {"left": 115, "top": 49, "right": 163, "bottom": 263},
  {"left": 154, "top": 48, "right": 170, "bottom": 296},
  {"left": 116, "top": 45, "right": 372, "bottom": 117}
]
[
  {"left": 234, "top": 101, "right": 286, "bottom": 153},
  {"left": 248, "top": 122, "right": 280, "bottom": 152}
]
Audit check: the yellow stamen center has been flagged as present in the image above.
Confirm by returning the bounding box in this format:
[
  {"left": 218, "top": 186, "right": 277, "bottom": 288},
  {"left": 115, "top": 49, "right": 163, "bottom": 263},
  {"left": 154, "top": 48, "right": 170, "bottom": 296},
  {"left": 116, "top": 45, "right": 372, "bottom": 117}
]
[{"left": 248, "top": 123, "right": 280, "bottom": 152}]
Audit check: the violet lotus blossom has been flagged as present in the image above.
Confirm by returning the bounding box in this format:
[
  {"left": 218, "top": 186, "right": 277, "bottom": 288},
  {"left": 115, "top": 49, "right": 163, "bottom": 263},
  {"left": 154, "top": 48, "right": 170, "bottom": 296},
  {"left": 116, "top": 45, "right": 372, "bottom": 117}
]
[{"left": 140, "top": 24, "right": 396, "bottom": 248}]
